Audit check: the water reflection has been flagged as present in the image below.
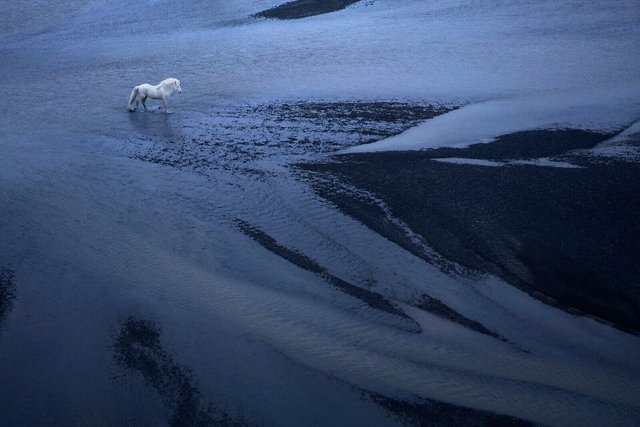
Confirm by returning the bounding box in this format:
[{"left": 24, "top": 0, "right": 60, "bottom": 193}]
[{"left": 128, "top": 109, "right": 177, "bottom": 140}]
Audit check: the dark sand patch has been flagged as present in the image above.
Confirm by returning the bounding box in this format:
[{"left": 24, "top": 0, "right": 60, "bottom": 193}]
[
  {"left": 416, "top": 295, "right": 504, "bottom": 340},
  {"left": 298, "top": 129, "right": 640, "bottom": 334},
  {"left": 369, "top": 393, "right": 533, "bottom": 427},
  {"left": 0, "top": 268, "right": 16, "bottom": 327},
  {"left": 254, "top": 0, "right": 361, "bottom": 20},
  {"left": 279, "top": 101, "right": 450, "bottom": 128},
  {"left": 130, "top": 102, "right": 451, "bottom": 176},
  {"left": 420, "top": 129, "right": 614, "bottom": 160},
  {"left": 113, "top": 317, "right": 244, "bottom": 426},
  {"left": 235, "top": 219, "right": 421, "bottom": 331}
]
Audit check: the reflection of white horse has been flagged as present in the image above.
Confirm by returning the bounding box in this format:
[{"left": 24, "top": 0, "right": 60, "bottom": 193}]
[{"left": 128, "top": 78, "right": 182, "bottom": 113}]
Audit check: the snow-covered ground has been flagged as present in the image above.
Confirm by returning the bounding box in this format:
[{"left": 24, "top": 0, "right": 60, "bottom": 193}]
[
  {"left": 345, "top": 91, "right": 640, "bottom": 153},
  {"left": 584, "top": 119, "right": 640, "bottom": 160},
  {"left": 1, "top": 1, "right": 639, "bottom": 425}
]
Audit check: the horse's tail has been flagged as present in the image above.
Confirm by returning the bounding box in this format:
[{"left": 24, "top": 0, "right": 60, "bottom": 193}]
[{"left": 127, "top": 86, "right": 139, "bottom": 111}]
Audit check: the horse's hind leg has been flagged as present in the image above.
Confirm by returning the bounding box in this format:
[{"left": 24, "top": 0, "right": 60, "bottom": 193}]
[{"left": 141, "top": 96, "right": 148, "bottom": 112}]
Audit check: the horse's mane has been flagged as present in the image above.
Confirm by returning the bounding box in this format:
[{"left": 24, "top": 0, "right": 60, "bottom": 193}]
[{"left": 159, "top": 78, "right": 177, "bottom": 87}]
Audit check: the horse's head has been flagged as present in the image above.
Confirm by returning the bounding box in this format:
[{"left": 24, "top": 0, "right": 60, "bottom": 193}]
[{"left": 173, "top": 79, "right": 182, "bottom": 93}]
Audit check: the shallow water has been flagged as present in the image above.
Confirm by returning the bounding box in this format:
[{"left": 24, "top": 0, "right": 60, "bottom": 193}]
[{"left": 1, "top": 1, "right": 640, "bottom": 425}]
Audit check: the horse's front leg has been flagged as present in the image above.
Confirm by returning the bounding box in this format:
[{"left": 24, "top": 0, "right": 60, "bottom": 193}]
[{"left": 162, "top": 96, "right": 171, "bottom": 114}]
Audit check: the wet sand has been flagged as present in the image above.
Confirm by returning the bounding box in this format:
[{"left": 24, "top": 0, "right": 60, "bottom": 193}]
[
  {"left": 3, "top": 0, "right": 640, "bottom": 423},
  {"left": 369, "top": 393, "right": 532, "bottom": 427},
  {"left": 255, "top": 0, "right": 361, "bottom": 20},
  {"left": 113, "top": 317, "right": 242, "bottom": 426},
  {"left": 235, "top": 219, "right": 420, "bottom": 330},
  {"left": 113, "top": 315, "right": 533, "bottom": 426},
  {"left": 0, "top": 269, "right": 16, "bottom": 328},
  {"left": 298, "top": 130, "right": 640, "bottom": 334}
]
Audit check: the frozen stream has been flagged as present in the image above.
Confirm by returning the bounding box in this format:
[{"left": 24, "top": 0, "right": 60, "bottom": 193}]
[{"left": 1, "top": 1, "right": 640, "bottom": 425}]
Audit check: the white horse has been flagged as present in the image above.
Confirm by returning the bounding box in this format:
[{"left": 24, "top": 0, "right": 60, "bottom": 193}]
[{"left": 128, "top": 78, "right": 182, "bottom": 114}]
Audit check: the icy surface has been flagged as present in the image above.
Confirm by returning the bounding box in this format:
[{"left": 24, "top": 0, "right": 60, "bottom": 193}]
[
  {"left": 1, "top": 1, "right": 640, "bottom": 425},
  {"left": 346, "top": 91, "right": 640, "bottom": 153},
  {"left": 584, "top": 119, "right": 640, "bottom": 161}
]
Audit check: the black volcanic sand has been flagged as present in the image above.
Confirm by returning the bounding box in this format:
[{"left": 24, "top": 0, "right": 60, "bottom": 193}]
[
  {"left": 113, "top": 317, "right": 244, "bottom": 427},
  {"left": 270, "top": 102, "right": 450, "bottom": 135},
  {"left": 368, "top": 393, "right": 533, "bottom": 427},
  {"left": 113, "top": 315, "right": 530, "bottom": 427},
  {"left": 0, "top": 268, "right": 16, "bottom": 327},
  {"left": 416, "top": 295, "right": 504, "bottom": 340},
  {"left": 422, "top": 129, "right": 613, "bottom": 160},
  {"left": 254, "top": 0, "right": 361, "bottom": 20},
  {"left": 298, "top": 129, "right": 640, "bottom": 334},
  {"left": 235, "top": 219, "right": 508, "bottom": 339},
  {"left": 131, "top": 102, "right": 450, "bottom": 175},
  {"left": 235, "top": 219, "right": 421, "bottom": 332}
]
